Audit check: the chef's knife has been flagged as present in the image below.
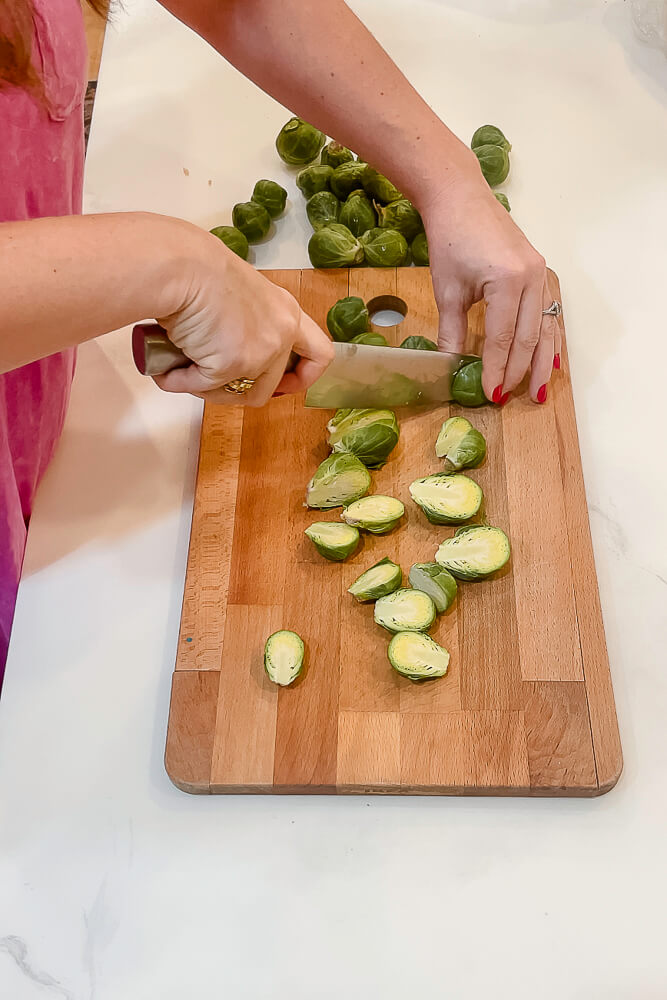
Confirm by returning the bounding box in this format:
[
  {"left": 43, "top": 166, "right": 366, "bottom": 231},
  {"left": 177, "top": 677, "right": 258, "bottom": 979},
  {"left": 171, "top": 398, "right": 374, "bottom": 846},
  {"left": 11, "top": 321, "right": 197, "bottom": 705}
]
[{"left": 132, "top": 323, "right": 477, "bottom": 408}]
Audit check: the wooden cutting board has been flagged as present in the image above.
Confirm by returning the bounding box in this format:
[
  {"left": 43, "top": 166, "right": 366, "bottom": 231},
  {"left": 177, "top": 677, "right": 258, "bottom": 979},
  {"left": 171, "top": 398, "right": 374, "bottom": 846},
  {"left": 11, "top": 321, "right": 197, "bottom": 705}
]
[{"left": 164, "top": 267, "right": 622, "bottom": 796}]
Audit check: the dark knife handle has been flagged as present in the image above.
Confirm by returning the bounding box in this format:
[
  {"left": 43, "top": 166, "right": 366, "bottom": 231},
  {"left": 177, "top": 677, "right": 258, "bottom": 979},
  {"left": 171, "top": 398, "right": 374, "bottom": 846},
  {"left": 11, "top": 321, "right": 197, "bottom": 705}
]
[{"left": 131, "top": 323, "right": 299, "bottom": 377}]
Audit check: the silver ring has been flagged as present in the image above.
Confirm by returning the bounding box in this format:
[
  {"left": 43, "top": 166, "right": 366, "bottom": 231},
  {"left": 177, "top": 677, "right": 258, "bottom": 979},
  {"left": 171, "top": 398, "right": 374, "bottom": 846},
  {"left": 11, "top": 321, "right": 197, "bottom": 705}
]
[
  {"left": 542, "top": 301, "right": 562, "bottom": 318},
  {"left": 223, "top": 377, "right": 256, "bottom": 395}
]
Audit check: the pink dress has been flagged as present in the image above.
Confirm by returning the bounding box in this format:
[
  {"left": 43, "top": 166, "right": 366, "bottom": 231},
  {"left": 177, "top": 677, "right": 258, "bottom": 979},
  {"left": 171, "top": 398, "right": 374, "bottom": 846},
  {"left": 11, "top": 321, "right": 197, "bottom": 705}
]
[{"left": 0, "top": 0, "right": 87, "bottom": 684}]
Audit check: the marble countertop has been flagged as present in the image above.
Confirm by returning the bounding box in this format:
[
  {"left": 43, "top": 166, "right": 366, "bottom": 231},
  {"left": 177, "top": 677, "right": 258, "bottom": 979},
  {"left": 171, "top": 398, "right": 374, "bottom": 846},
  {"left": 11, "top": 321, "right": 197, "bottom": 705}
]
[{"left": 2, "top": 1, "right": 667, "bottom": 996}]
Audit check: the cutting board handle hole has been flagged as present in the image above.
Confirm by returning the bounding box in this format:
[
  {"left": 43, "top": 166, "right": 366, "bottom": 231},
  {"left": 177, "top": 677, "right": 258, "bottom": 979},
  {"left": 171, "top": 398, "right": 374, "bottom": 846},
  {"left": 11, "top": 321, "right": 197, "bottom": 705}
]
[{"left": 367, "top": 295, "right": 408, "bottom": 328}]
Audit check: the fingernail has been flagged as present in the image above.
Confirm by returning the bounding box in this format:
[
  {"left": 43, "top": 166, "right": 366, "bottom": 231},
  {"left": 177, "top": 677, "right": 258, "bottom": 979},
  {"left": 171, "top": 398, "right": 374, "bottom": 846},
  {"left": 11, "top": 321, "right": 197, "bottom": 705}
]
[
  {"left": 536, "top": 384, "right": 548, "bottom": 404},
  {"left": 272, "top": 391, "right": 285, "bottom": 398},
  {"left": 553, "top": 353, "right": 561, "bottom": 370},
  {"left": 499, "top": 391, "right": 511, "bottom": 406},
  {"left": 492, "top": 384, "right": 504, "bottom": 404}
]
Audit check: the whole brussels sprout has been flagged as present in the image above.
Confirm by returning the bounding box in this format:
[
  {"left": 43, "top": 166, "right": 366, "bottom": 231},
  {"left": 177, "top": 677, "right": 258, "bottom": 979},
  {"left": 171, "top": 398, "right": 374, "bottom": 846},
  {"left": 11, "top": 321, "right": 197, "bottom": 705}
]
[
  {"left": 451, "top": 359, "right": 488, "bottom": 407},
  {"left": 474, "top": 143, "right": 510, "bottom": 188},
  {"left": 377, "top": 199, "right": 423, "bottom": 242},
  {"left": 320, "top": 141, "right": 355, "bottom": 169},
  {"left": 308, "top": 223, "right": 364, "bottom": 269},
  {"left": 411, "top": 231, "right": 429, "bottom": 267},
  {"left": 209, "top": 225, "right": 249, "bottom": 261},
  {"left": 275, "top": 117, "right": 325, "bottom": 165},
  {"left": 339, "top": 190, "right": 377, "bottom": 237},
  {"left": 231, "top": 201, "right": 271, "bottom": 243},
  {"left": 251, "top": 179, "right": 287, "bottom": 219},
  {"left": 361, "top": 166, "right": 403, "bottom": 204},
  {"left": 330, "top": 161, "right": 367, "bottom": 200},
  {"left": 399, "top": 335, "right": 437, "bottom": 352},
  {"left": 494, "top": 192, "right": 511, "bottom": 212},
  {"left": 471, "top": 124, "right": 512, "bottom": 152},
  {"left": 351, "top": 331, "right": 389, "bottom": 347},
  {"left": 359, "top": 227, "right": 408, "bottom": 267},
  {"left": 296, "top": 164, "right": 334, "bottom": 199},
  {"left": 326, "top": 295, "right": 370, "bottom": 341},
  {"left": 306, "top": 190, "right": 341, "bottom": 230}
]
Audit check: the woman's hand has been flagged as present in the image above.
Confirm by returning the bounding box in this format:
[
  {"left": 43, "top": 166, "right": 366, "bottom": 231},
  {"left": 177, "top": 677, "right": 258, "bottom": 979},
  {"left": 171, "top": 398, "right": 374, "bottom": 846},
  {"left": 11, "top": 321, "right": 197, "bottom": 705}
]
[
  {"left": 153, "top": 230, "right": 334, "bottom": 406},
  {"left": 422, "top": 155, "right": 560, "bottom": 405}
]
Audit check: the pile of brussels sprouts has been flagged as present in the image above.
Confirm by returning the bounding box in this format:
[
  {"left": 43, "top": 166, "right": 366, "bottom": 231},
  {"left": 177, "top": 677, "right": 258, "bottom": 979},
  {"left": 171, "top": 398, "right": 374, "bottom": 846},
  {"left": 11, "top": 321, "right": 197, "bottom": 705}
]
[
  {"left": 470, "top": 124, "right": 512, "bottom": 212},
  {"left": 209, "top": 177, "right": 288, "bottom": 260}
]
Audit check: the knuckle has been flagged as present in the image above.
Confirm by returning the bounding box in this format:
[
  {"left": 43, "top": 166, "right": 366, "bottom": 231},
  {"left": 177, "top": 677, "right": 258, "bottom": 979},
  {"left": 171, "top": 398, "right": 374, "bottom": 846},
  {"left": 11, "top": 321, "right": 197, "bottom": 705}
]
[{"left": 492, "top": 328, "right": 515, "bottom": 351}]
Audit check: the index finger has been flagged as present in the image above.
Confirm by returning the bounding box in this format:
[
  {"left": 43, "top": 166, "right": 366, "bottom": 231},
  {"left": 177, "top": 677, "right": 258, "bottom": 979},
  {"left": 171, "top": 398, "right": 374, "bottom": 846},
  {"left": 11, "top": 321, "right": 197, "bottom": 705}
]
[
  {"left": 480, "top": 283, "right": 521, "bottom": 401},
  {"left": 274, "top": 312, "right": 334, "bottom": 395}
]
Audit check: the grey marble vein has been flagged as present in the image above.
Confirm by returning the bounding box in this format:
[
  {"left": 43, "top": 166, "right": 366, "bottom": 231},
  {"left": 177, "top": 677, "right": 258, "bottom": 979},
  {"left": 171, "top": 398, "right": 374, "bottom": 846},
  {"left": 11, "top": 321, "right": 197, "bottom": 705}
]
[{"left": 0, "top": 936, "right": 73, "bottom": 999}]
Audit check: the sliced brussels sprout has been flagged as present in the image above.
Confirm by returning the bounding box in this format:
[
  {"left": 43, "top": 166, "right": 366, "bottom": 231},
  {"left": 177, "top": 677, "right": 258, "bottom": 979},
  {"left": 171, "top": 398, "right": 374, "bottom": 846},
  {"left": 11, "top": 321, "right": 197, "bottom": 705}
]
[
  {"left": 251, "top": 179, "right": 287, "bottom": 219},
  {"left": 304, "top": 521, "right": 360, "bottom": 561},
  {"left": 209, "top": 225, "right": 249, "bottom": 261},
  {"left": 473, "top": 143, "right": 510, "bottom": 188},
  {"left": 232, "top": 201, "right": 271, "bottom": 243},
  {"left": 471, "top": 124, "right": 512, "bottom": 152},
  {"left": 451, "top": 359, "right": 488, "bottom": 407},
  {"left": 388, "top": 631, "right": 450, "bottom": 682},
  {"left": 350, "top": 331, "right": 389, "bottom": 347},
  {"left": 399, "top": 335, "right": 437, "bottom": 352},
  {"left": 327, "top": 408, "right": 399, "bottom": 468},
  {"left": 341, "top": 495, "right": 405, "bottom": 534},
  {"left": 348, "top": 557, "right": 402, "bottom": 603},
  {"left": 409, "top": 473, "right": 483, "bottom": 524},
  {"left": 359, "top": 227, "right": 408, "bottom": 267},
  {"left": 339, "top": 190, "right": 377, "bottom": 237},
  {"left": 435, "top": 416, "right": 487, "bottom": 471},
  {"left": 374, "top": 588, "right": 436, "bottom": 633},
  {"left": 306, "top": 190, "right": 341, "bottom": 231},
  {"left": 308, "top": 223, "right": 364, "bottom": 269},
  {"left": 408, "top": 562, "right": 457, "bottom": 614},
  {"left": 320, "top": 141, "right": 355, "bottom": 169},
  {"left": 306, "top": 453, "right": 371, "bottom": 509},
  {"left": 494, "top": 192, "right": 511, "bottom": 212},
  {"left": 264, "top": 630, "right": 304, "bottom": 687},
  {"left": 411, "top": 231, "right": 429, "bottom": 266},
  {"left": 361, "top": 166, "right": 403, "bottom": 204},
  {"left": 435, "top": 525, "right": 511, "bottom": 580},
  {"left": 326, "top": 296, "right": 370, "bottom": 342},
  {"left": 330, "top": 161, "right": 367, "bottom": 200},
  {"left": 296, "top": 164, "right": 334, "bottom": 199},
  {"left": 376, "top": 199, "right": 423, "bottom": 242},
  {"left": 275, "top": 117, "right": 325, "bottom": 165}
]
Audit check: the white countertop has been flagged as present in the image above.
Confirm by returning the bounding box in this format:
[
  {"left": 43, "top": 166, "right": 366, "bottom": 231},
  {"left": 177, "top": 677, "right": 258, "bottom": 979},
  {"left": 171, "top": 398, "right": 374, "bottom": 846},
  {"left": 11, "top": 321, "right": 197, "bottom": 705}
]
[{"left": 2, "top": 1, "right": 667, "bottom": 996}]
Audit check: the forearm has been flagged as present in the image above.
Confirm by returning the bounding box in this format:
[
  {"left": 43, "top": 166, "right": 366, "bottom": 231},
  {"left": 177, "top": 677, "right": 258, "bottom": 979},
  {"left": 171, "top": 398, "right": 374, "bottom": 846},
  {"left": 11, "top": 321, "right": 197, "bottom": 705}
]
[
  {"left": 161, "top": 0, "right": 481, "bottom": 209},
  {"left": 0, "top": 212, "right": 199, "bottom": 374}
]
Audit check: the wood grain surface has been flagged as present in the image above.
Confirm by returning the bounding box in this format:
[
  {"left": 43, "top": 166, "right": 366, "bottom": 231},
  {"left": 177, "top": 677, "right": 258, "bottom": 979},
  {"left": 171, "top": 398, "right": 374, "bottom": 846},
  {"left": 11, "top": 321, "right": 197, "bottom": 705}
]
[{"left": 165, "top": 267, "right": 622, "bottom": 796}]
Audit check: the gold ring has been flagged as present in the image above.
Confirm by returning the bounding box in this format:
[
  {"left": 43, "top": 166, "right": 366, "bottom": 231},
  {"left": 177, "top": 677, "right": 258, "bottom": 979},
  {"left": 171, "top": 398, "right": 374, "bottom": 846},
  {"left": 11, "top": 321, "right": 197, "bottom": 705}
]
[{"left": 223, "top": 377, "right": 256, "bottom": 395}]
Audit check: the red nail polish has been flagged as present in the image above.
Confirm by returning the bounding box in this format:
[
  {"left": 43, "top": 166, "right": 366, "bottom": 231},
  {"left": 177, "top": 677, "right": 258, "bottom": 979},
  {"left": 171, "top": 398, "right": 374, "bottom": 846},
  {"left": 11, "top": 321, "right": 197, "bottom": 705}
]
[
  {"left": 553, "top": 354, "right": 561, "bottom": 370},
  {"left": 499, "top": 391, "right": 511, "bottom": 406},
  {"left": 272, "top": 391, "right": 285, "bottom": 397},
  {"left": 492, "top": 384, "right": 504, "bottom": 404},
  {"left": 536, "top": 384, "right": 548, "bottom": 404}
]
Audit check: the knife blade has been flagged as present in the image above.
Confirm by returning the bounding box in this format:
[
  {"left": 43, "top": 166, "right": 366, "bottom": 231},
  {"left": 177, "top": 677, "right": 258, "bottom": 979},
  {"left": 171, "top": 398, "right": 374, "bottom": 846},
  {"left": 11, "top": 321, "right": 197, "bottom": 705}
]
[{"left": 131, "top": 324, "right": 477, "bottom": 408}]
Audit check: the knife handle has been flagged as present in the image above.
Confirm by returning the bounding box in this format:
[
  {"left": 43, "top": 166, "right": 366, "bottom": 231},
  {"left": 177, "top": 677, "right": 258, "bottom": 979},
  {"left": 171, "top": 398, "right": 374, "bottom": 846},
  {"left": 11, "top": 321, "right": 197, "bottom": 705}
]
[{"left": 131, "top": 323, "right": 299, "bottom": 377}]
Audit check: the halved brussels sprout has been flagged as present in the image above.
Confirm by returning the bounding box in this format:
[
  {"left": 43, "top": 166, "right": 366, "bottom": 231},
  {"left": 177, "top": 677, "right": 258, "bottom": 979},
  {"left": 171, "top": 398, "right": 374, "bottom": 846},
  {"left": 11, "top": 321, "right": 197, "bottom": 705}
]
[
  {"left": 451, "top": 359, "right": 488, "bottom": 407},
  {"left": 308, "top": 223, "right": 364, "bottom": 268},
  {"left": 327, "top": 408, "right": 399, "bottom": 468},
  {"left": 350, "top": 331, "right": 389, "bottom": 347},
  {"left": 306, "top": 190, "right": 341, "bottom": 231},
  {"left": 264, "top": 630, "right": 304, "bottom": 686},
  {"left": 320, "top": 141, "right": 355, "bottom": 169},
  {"left": 409, "top": 473, "right": 483, "bottom": 524},
  {"left": 275, "top": 117, "right": 325, "bottom": 165},
  {"left": 377, "top": 199, "right": 423, "bottom": 242},
  {"left": 474, "top": 143, "right": 510, "bottom": 188},
  {"left": 411, "top": 231, "right": 429, "bottom": 266},
  {"left": 306, "top": 453, "right": 371, "bottom": 508},
  {"left": 296, "top": 164, "right": 334, "bottom": 199},
  {"left": 435, "top": 525, "right": 511, "bottom": 580},
  {"left": 326, "top": 296, "right": 370, "bottom": 342},
  {"left": 435, "top": 416, "right": 486, "bottom": 471},
  {"left": 341, "top": 495, "right": 405, "bottom": 534},
  {"left": 304, "top": 521, "right": 360, "bottom": 561},
  {"left": 374, "top": 588, "right": 436, "bottom": 633},
  {"left": 348, "top": 557, "right": 402, "bottom": 602},
  {"left": 359, "top": 227, "right": 408, "bottom": 267},
  {"left": 209, "top": 225, "right": 249, "bottom": 260},
  {"left": 494, "top": 192, "right": 511, "bottom": 212},
  {"left": 339, "top": 190, "right": 377, "bottom": 237},
  {"left": 408, "top": 562, "right": 457, "bottom": 614},
  {"left": 399, "top": 335, "right": 437, "bottom": 352},
  {"left": 362, "top": 166, "right": 403, "bottom": 204},
  {"left": 471, "top": 124, "right": 512, "bottom": 152},
  {"left": 251, "top": 179, "right": 287, "bottom": 219},
  {"left": 330, "top": 161, "right": 367, "bottom": 199},
  {"left": 388, "top": 631, "right": 450, "bottom": 682},
  {"left": 232, "top": 201, "right": 271, "bottom": 243}
]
